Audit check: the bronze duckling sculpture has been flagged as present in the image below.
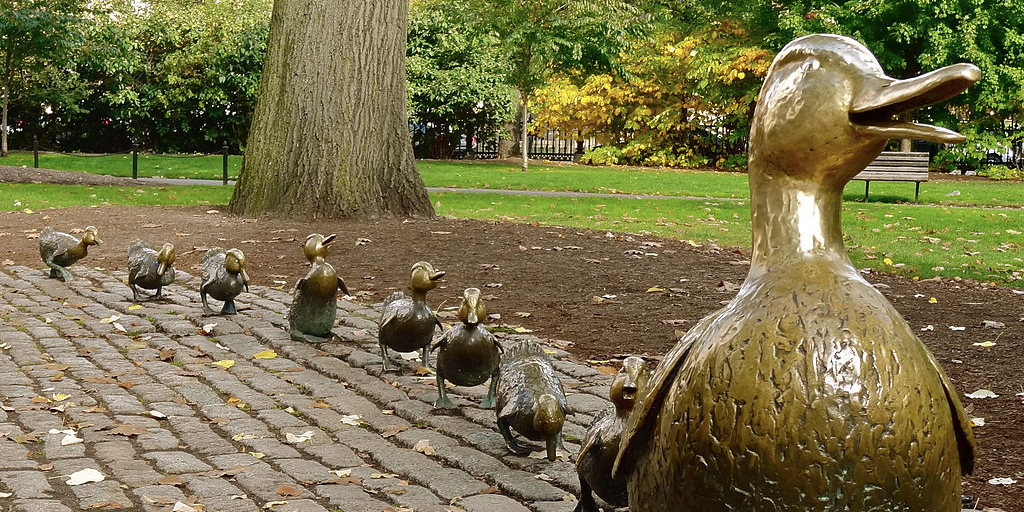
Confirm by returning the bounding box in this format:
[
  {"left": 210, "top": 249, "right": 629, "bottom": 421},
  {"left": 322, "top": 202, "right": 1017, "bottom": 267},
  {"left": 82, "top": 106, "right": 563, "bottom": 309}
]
[
  {"left": 432, "top": 287, "right": 502, "bottom": 409},
  {"left": 378, "top": 261, "right": 445, "bottom": 370},
  {"left": 575, "top": 356, "right": 646, "bottom": 512},
  {"left": 200, "top": 247, "right": 250, "bottom": 316},
  {"left": 39, "top": 225, "right": 101, "bottom": 281},
  {"left": 495, "top": 340, "right": 568, "bottom": 461},
  {"left": 127, "top": 239, "right": 176, "bottom": 302},
  {"left": 288, "top": 233, "right": 351, "bottom": 342},
  {"left": 614, "top": 34, "right": 979, "bottom": 511}
]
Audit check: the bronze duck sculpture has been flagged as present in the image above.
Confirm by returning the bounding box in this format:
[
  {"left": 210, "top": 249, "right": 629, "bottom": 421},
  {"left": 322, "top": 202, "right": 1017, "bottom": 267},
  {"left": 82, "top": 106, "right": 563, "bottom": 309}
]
[
  {"left": 613, "top": 34, "right": 979, "bottom": 511},
  {"left": 575, "top": 356, "right": 646, "bottom": 512},
  {"left": 127, "top": 239, "right": 176, "bottom": 302},
  {"left": 495, "top": 340, "right": 568, "bottom": 461},
  {"left": 432, "top": 287, "right": 502, "bottom": 409},
  {"left": 200, "top": 247, "right": 250, "bottom": 316},
  {"left": 39, "top": 225, "right": 101, "bottom": 281},
  {"left": 288, "top": 233, "right": 351, "bottom": 342},
  {"left": 378, "top": 261, "right": 445, "bottom": 370}
]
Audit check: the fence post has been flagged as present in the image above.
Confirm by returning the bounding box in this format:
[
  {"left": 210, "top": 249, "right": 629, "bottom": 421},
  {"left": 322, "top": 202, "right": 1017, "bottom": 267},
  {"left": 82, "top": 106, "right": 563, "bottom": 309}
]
[
  {"left": 33, "top": 136, "right": 38, "bottom": 168},
  {"left": 132, "top": 144, "right": 138, "bottom": 179},
  {"left": 222, "top": 142, "right": 229, "bottom": 185}
]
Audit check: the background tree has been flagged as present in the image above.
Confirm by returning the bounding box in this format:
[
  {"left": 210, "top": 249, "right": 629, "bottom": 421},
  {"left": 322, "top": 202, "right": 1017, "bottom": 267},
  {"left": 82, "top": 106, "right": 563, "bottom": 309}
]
[
  {"left": 462, "top": 0, "right": 648, "bottom": 170},
  {"left": 0, "top": 0, "right": 87, "bottom": 155},
  {"left": 407, "top": 0, "right": 517, "bottom": 159},
  {"left": 229, "top": 0, "right": 432, "bottom": 219}
]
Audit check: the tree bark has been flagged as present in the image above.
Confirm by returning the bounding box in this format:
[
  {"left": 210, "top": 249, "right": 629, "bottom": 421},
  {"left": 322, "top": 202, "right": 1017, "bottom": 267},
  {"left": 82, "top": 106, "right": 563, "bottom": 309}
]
[
  {"left": 520, "top": 95, "right": 529, "bottom": 172},
  {"left": 229, "top": 0, "right": 433, "bottom": 219}
]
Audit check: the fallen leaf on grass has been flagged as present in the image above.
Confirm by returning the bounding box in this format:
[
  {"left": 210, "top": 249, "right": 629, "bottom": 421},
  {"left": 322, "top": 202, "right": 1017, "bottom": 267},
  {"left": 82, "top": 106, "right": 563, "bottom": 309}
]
[
  {"left": 965, "top": 389, "right": 999, "bottom": 399},
  {"left": 66, "top": 468, "right": 105, "bottom": 485},
  {"left": 413, "top": 439, "right": 435, "bottom": 455}
]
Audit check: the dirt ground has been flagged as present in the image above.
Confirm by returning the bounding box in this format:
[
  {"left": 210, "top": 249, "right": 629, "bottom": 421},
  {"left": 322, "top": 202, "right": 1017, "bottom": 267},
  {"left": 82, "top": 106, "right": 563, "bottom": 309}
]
[{"left": 1, "top": 165, "right": 1021, "bottom": 510}]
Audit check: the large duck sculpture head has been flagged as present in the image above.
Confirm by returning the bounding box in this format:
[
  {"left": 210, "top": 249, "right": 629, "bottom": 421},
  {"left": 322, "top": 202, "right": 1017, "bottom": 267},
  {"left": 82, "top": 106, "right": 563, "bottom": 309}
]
[{"left": 613, "top": 35, "right": 980, "bottom": 512}]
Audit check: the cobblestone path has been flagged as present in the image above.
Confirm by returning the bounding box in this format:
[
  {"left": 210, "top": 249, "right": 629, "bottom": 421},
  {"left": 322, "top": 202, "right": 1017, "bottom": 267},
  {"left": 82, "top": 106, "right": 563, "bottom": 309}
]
[{"left": 0, "top": 266, "right": 618, "bottom": 512}]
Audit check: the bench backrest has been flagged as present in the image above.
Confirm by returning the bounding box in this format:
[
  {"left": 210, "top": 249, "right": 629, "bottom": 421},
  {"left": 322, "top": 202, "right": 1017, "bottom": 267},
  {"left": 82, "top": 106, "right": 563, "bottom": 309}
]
[{"left": 856, "top": 151, "right": 929, "bottom": 181}]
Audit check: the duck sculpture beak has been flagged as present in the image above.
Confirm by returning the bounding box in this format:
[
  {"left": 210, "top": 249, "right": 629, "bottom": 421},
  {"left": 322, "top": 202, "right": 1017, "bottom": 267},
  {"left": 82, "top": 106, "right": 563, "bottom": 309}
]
[
  {"left": 320, "top": 233, "right": 336, "bottom": 248},
  {"left": 850, "top": 63, "right": 981, "bottom": 143}
]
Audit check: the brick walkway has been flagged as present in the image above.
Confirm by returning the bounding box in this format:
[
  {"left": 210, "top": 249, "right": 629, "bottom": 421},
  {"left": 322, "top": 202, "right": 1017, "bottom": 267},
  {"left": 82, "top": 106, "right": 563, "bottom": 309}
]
[{"left": 0, "top": 265, "right": 617, "bottom": 512}]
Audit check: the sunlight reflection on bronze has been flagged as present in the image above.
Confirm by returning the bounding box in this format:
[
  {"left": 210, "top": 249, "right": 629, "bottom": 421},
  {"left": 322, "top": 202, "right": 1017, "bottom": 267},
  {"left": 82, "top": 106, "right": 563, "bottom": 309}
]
[{"left": 614, "top": 34, "right": 979, "bottom": 511}]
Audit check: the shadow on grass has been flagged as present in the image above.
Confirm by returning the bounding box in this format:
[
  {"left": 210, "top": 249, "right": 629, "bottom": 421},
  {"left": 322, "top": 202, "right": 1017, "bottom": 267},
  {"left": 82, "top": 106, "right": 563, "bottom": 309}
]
[{"left": 842, "top": 193, "right": 919, "bottom": 204}]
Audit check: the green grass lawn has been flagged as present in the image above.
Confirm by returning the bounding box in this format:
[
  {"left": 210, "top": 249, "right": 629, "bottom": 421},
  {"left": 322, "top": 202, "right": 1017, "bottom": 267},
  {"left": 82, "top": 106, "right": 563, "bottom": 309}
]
[
  {"left": 418, "top": 160, "right": 1024, "bottom": 207},
  {"left": 2, "top": 151, "right": 242, "bottom": 181},
  {"left": 0, "top": 183, "right": 233, "bottom": 210},
  {"left": 432, "top": 191, "right": 1024, "bottom": 285}
]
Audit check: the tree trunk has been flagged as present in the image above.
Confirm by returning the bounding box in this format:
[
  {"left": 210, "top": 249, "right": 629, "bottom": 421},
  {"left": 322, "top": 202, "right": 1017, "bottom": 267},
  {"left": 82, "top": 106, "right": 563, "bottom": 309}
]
[
  {"left": 229, "top": 0, "right": 433, "bottom": 219},
  {"left": 520, "top": 96, "right": 529, "bottom": 172},
  {"left": 1, "top": 82, "right": 8, "bottom": 157},
  {"left": 497, "top": 89, "right": 523, "bottom": 159}
]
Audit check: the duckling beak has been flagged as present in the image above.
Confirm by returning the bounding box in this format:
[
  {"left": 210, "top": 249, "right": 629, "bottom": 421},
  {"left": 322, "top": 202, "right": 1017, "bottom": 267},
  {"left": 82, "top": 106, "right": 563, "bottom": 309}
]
[
  {"left": 157, "top": 261, "right": 167, "bottom": 276},
  {"left": 430, "top": 270, "right": 446, "bottom": 282},
  {"left": 850, "top": 63, "right": 981, "bottom": 143},
  {"left": 321, "top": 234, "right": 337, "bottom": 246}
]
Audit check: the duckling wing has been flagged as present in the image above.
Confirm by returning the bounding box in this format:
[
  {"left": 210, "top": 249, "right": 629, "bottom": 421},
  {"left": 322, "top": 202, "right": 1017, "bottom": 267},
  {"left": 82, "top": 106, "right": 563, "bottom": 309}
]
[
  {"left": 612, "top": 310, "right": 720, "bottom": 478},
  {"left": 379, "top": 292, "right": 408, "bottom": 329}
]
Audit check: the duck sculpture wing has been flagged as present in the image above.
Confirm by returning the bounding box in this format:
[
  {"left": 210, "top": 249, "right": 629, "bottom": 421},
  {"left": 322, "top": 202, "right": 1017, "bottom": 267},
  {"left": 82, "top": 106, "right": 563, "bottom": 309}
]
[
  {"left": 378, "top": 291, "right": 408, "bottom": 330},
  {"left": 921, "top": 341, "right": 976, "bottom": 473},
  {"left": 612, "top": 310, "right": 722, "bottom": 477}
]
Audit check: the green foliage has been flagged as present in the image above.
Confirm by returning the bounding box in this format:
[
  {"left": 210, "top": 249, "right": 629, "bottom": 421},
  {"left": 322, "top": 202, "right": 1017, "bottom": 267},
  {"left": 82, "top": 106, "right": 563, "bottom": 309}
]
[
  {"left": 407, "top": 0, "right": 517, "bottom": 158},
  {"left": 10, "top": 0, "right": 271, "bottom": 153},
  {"left": 579, "top": 146, "right": 625, "bottom": 166},
  {"left": 977, "top": 165, "right": 1022, "bottom": 180}
]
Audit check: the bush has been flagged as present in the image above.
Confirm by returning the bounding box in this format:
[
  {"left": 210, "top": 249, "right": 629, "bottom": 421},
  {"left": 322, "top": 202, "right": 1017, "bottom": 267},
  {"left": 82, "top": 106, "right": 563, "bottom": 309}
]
[
  {"left": 579, "top": 146, "right": 624, "bottom": 165},
  {"left": 977, "top": 165, "right": 1022, "bottom": 180}
]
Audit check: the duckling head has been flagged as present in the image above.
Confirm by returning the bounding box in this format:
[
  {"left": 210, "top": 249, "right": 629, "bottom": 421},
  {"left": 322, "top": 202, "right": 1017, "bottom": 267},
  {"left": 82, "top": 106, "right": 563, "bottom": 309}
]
[
  {"left": 303, "top": 233, "right": 336, "bottom": 262},
  {"left": 457, "top": 287, "right": 486, "bottom": 325},
  {"left": 156, "top": 243, "right": 176, "bottom": 276},
  {"left": 534, "top": 393, "right": 566, "bottom": 462},
  {"left": 750, "top": 34, "right": 980, "bottom": 183},
  {"left": 82, "top": 226, "right": 102, "bottom": 246},
  {"left": 225, "top": 248, "right": 250, "bottom": 290},
  {"left": 410, "top": 261, "right": 445, "bottom": 293},
  {"left": 610, "top": 356, "right": 646, "bottom": 415}
]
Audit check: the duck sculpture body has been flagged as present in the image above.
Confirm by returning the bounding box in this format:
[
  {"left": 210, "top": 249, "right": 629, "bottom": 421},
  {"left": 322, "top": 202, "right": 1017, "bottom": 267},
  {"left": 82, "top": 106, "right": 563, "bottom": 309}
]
[
  {"left": 433, "top": 287, "right": 502, "bottom": 409},
  {"left": 288, "top": 233, "right": 350, "bottom": 342},
  {"left": 200, "top": 247, "right": 250, "bottom": 316},
  {"left": 495, "top": 340, "right": 567, "bottom": 461},
  {"left": 574, "top": 356, "right": 646, "bottom": 512},
  {"left": 127, "top": 239, "right": 176, "bottom": 302},
  {"left": 39, "top": 225, "right": 101, "bottom": 281},
  {"left": 614, "top": 34, "right": 979, "bottom": 511},
  {"left": 378, "top": 261, "right": 445, "bottom": 370}
]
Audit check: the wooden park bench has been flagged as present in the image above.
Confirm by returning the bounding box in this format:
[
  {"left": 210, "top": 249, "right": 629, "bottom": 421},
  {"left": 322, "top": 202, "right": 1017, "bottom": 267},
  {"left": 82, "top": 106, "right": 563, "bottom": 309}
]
[{"left": 853, "top": 151, "right": 930, "bottom": 203}]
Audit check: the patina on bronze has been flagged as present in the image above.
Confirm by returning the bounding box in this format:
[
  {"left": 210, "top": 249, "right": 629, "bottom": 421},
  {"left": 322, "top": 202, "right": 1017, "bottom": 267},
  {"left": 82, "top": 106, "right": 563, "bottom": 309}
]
[
  {"left": 432, "top": 287, "right": 502, "bottom": 409},
  {"left": 378, "top": 261, "right": 445, "bottom": 370},
  {"left": 39, "top": 225, "right": 101, "bottom": 281},
  {"left": 614, "top": 34, "right": 979, "bottom": 511},
  {"left": 575, "top": 356, "right": 646, "bottom": 512},
  {"left": 495, "top": 340, "right": 568, "bottom": 461},
  {"left": 127, "top": 239, "right": 176, "bottom": 302},
  {"left": 200, "top": 247, "right": 250, "bottom": 316},
  {"left": 288, "top": 233, "right": 351, "bottom": 342}
]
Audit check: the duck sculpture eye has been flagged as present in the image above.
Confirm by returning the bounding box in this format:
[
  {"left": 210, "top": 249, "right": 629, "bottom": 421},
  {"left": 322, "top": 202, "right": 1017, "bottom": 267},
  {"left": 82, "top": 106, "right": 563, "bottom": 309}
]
[{"left": 801, "top": 58, "right": 821, "bottom": 72}]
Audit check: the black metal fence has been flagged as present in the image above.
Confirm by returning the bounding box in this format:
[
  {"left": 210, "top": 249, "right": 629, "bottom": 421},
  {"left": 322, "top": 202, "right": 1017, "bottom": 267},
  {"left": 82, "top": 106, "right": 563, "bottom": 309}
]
[
  {"left": 31, "top": 137, "right": 233, "bottom": 184},
  {"left": 415, "top": 129, "right": 599, "bottom": 162}
]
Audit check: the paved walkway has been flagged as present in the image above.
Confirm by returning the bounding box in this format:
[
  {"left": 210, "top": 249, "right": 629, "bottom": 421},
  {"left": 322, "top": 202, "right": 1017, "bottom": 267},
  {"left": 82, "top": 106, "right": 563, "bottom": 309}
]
[{"left": 0, "top": 265, "right": 614, "bottom": 512}]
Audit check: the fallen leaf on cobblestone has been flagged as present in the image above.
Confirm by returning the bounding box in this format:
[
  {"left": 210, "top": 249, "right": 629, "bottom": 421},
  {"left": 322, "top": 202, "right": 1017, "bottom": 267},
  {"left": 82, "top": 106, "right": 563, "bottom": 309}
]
[
  {"left": 205, "top": 466, "right": 249, "bottom": 478},
  {"left": 31, "top": 396, "right": 50, "bottom": 403},
  {"left": 479, "top": 486, "right": 501, "bottom": 494},
  {"left": 11, "top": 434, "right": 40, "bottom": 443},
  {"left": 52, "top": 393, "right": 71, "bottom": 401},
  {"left": 171, "top": 502, "right": 198, "bottom": 512},
  {"left": 385, "top": 489, "right": 408, "bottom": 496},
  {"left": 84, "top": 376, "right": 117, "bottom": 384},
  {"left": 285, "top": 431, "right": 315, "bottom": 444},
  {"left": 89, "top": 501, "right": 126, "bottom": 509},
  {"left": 105, "top": 424, "right": 150, "bottom": 437},
  {"left": 333, "top": 476, "right": 362, "bottom": 485},
  {"left": 128, "top": 304, "right": 143, "bottom": 311},
  {"left": 535, "top": 473, "right": 553, "bottom": 481},
  {"left": 370, "top": 472, "right": 399, "bottom": 479},
  {"left": 340, "top": 415, "right": 363, "bottom": 426},
  {"left": 412, "top": 366, "right": 433, "bottom": 376},
  {"left": 562, "top": 494, "right": 578, "bottom": 502},
  {"left": 529, "top": 449, "right": 569, "bottom": 460},
  {"left": 66, "top": 468, "right": 105, "bottom": 485},
  {"left": 275, "top": 485, "right": 302, "bottom": 497},
  {"left": 42, "top": 363, "right": 71, "bottom": 371},
  {"left": 0, "top": 492, "right": 11, "bottom": 498},
  {"left": 61, "top": 433, "right": 83, "bottom": 445},
  {"left": 413, "top": 439, "right": 435, "bottom": 455},
  {"left": 159, "top": 475, "right": 185, "bottom": 486},
  {"left": 248, "top": 452, "right": 266, "bottom": 458},
  {"left": 82, "top": 406, "right": 107, "bottom": 413},
  {"left": 37, "top": 463, "right": 53, "bottom": 471},
  {"left": 212, "top": 360, "right": 235, "bottom": 369},
  {"left": 332, "top": 469, "right": 352, "bottom": 477},
  {"left": 253, "top": 349, "right": 277, "bottom": 359},
  {"left": 158, "top": 349, "right": 176, "bottom": 361},
  {"left": 262, "top": 502, "right": 288, "bottom": 509},
  {"left": 593, "top": 366, "right": 618, "bottom": 376},
  {"left": 380, "top": 425, "right": 409, "bottom": 438},
  {"left": 99, "top": 315, "right": 120, "bottom": 324},
  {"left": 200, "top": 323, "right": 217, "bottom": 335}
]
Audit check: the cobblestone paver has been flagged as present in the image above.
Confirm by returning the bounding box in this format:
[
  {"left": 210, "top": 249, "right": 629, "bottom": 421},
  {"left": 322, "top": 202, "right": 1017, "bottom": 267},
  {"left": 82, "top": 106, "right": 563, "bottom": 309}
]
[{"left": 0, "top": 265, "right": 620, "bottom": 512}]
